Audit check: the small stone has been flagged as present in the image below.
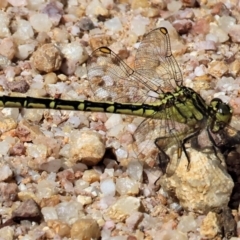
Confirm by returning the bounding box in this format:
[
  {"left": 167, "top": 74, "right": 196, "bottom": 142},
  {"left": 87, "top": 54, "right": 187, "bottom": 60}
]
[
  {"left": 7, "top": 79, "right": 29, "bottom": 93},
  {"left": 0, "top": 117, "right": 17, "bottom": 133},
  {"left": 31, "top": 43, "right": 62, "bottom": 73},
  {"left": 77, "top": 195, "right": 92, "bottom": 206},
  {"left": 0, "top": 226, "right": 14, "bottom": 240},
  {"left": 229, "top": 59, "right": 240, "bottom": 77},
  {"left": 8, "top": 0, "right": 27, "bottom": 6},
  {"left": 29, "top": 13, "right": 52, "bottom": 32},
  {"left": 0, "top": 164, "right": 13, "bottom": 182},
  {"left": 0, "top": 182, "right": 18, "bottom": 205},
  {"left": 70, "top": 218, "right": 101, "bottom": 240},
  {"left": 116, "top": 177, "right": 139, "bottom": 195},
  {"left": 82, "top": 169, "right": 100, "bottom": 183},
  {"left": 0, "top": 11, "right": 10, "bottom": 38},
  {"left": 173, "top": 19, "right": 193, "bottom": 35},
  {"left": 12, "top": 199, "right": 42, "bottom": 223},
  {"left": 18, "top": 192, "right": 38, "bottom": 203},
  {"left": 106, "top": 196, "right": 141, "bottom": 221},
  {"left": 78, "top": 17, "right": 94, "bottom": 31},
  {"left": 44, "top": 72, "right": 58, "bottom": 84},
  {"left": 0, "top": 38, "right": 16, "bottom": 60},
  {"left": 0, "top": 0, "right": 8, "bottom": 8},
  {"left": 47, "top": 220, "right": 71, "bottom": 238},
  {"left": 200, "top": 212, "right": 221, "bottom": 238},
  {"left": 131, "top": 0, "right": 149, "bottom": 9},
  {"left": 40, "top": 159, "right": 62, "bottom": 173},
  {"left": 40, "top": 195, "right": 60, "bottom": 208},
  {"left": 66, "top": 129, "right": 105, "bottom": 166},
  {"left": 208, "top": 60, "right": 228, "bottom": 78}
]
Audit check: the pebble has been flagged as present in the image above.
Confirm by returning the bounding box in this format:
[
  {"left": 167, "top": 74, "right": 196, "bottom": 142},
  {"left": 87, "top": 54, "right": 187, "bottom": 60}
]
[
  {"left": 131, "top": 0, "right": 149, "bottom": 9},
  {"left": 40, "top": 195, "right": 60, "bottom": 208},
  {"left": 0, "top": 226, "right": 14, "bottom": 240},
  {"left": 0, "top": 164, "right": 13, "bottom": 182},
  {"left": 70, "top": 218, "right": 101, "bottom": 240},
  {"left": 82, "top": 169, "right": 100, "bottom": 183},
  {"left": 67, "top": 129, "right": 105, "bottom": 166},
  {"left": 229, "top": 59, "right": 240, "bottom": 77},
  {"left": 31, "top": 43, "right": 62, "bottom": 73},
  {"left": 12, "top": 199, "right": 42, "bottom": 223},
  {"left": 78, "top": 17, "right": 94, "bottom": 31},
  {"left": 200, "top": 212, "right": 221, "bottom": 238},
  {"left": 17, "top": 191, "right": 38, "bottom": 203},
  {"left": 0, "top": 11, "right": 10, "bottom": 38},
  {"left": 0, "top": 182, "right": 18, "bottom": 206},
  {"left": 77, "top": 195, "right": 92, "bottom": 206},
  {"left": 0, "top": 38, "right": 16, "bottom": 60},
  {"left": 106, "top": 196, "right": 141, "bottom": 221},
  {"left": 29, "top": 13, "right": 52, "bottom": 32},
  {"left": 207, "top": 60, "right": 228, "bottom": 78},
  {"left": 7, "top": 79, "right": 29, "bottom": 93},
  {"left": 47, "top": 220, "right": 71, "bottom": 238},
  {"left": 116, "top": 177, "right": 139, "bottom": 195},
  {"left": 0, "top": 117, "right": 17, "bottom": 133},
  {"left": 44, "top": 72, "right": 58, "bottom": 84}
]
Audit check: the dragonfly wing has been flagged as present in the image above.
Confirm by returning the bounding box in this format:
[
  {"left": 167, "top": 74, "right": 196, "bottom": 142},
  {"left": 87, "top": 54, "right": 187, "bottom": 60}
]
[
  {"left": 87, "top": 47, "right": 151, "bottom": 103},
  {"left": 134, "top": 27, "right": 183, "bottom": 93}
]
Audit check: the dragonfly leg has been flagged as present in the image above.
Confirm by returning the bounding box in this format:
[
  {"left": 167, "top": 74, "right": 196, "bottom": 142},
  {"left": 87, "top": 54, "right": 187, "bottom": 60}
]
[{"left": 182, "top": 129, "right": 201, "bottom": 171}]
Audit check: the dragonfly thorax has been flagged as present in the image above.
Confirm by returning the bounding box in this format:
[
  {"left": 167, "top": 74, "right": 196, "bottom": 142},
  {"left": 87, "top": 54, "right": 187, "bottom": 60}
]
[{"left": 208, "top": 98, "right": 232, "bottom": 133}]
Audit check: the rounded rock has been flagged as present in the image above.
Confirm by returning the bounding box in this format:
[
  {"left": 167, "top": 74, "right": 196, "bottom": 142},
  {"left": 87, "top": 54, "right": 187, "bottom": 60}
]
[
  {"left": 31, "top": 43, "right": 62, "bottom": 73},
  {"left": 70, "top": 218, "right": 101, "bottom": 240}
]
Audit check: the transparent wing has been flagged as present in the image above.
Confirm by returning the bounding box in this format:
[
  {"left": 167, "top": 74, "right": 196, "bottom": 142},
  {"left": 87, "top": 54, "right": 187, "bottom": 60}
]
[
  {"left": 87, "top": 27, "right": 183, "bottom": 103},
  {"left": 135, "top": 27, "right": 183, "bottom": 93},
  {"left": 134, "top": 107, "right": 190, "bottom": 175}
]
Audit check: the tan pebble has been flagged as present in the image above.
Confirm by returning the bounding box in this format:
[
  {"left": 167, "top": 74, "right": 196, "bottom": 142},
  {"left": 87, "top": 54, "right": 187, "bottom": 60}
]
[
  {"left": 40, "top": 195, "right": 60, "bottom": 208},
  {"left": 89, "top": 35, "right": 111, "bottom": 51},
  {"left": 229, "top": 59, "right": 240, "bottom": 77},
  {"left": 57, "top": 73, "right": 67, "bottom": 81},
  {"left": 82, "top": 169, "right": 100, "bottom": 183},
  {"left": 106, "top": 196, "right": 141, "bottom": 221},
  {"left": 200, "top": 212, "right": 221, "bottom": 238},
  {"left": 18, "top": 191, "right": 39, "bottom": 203},
  {"left": 69, "top": 129, "right": 105, "bottom": 166},
  {"left": 0, "top": 38, "right": 17, "bottom": 60},
  {"left": 31, "top": 43, "right": 62, "bottom": 73},
  {"left": 77, "top": 195, "right": 92, "bottom": 206},
  {"left": 70, "top": 218, "right": 101, "bottom": 240},
  {"left": 0, "top": 118, "right": 17, "bottom": 133},
  {"left": 47, "top": 220, "right": 71, "bottom": 238},
  {"left": 208, "top": 60, "right": 228, "bottom": 78},
  {"left": 131, "top": 0, "right": 149, "bottom": 9},
  {"left": 44, "top": 72, "right": 58, "bottom": 84}
]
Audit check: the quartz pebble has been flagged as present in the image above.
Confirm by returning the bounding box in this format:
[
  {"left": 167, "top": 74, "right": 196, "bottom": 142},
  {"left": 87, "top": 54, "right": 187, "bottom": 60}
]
[
  {"left": 106, "top": 196, "right": 141, "bottom": 221},
  {"left": 47, "top": 220, "right": 71, "bottom": 238},
  {"left": 31, "top": 43, "right": 62, "bottom": 73},
  {"left": 66, "top": 129, "right": 105, "bottom": 166},
  {"left": 0, "top": 164, "right": 13, "bottom": 182}
]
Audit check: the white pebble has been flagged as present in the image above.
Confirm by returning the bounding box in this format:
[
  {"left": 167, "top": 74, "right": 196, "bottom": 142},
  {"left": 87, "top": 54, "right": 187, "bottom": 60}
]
[
  {"left": 105, "top": 114, "right": 123, "bottom": 130},
  {"left": 8, "top": 0, "right": 27, "bottom": 6},
  {"left": 0, "top": 10, "right": 10, "bottom": 38},
  {"left": 29, "top": 13, "right": 52, "bottom": 32},
  {"left": 13, "top": 19, "right": 34, "bottom": 41},
  {"left": 131, "top": 15, "right": 150, "bottom": 36},
  {"left": 41, "top": 207, "right": 58, "bottom": 221},
  {"left": 100, "top": 178, "right": 116, "bottom": 196},
  {"left": 104, "top": 17, "right": 122, "bottom": 32}
]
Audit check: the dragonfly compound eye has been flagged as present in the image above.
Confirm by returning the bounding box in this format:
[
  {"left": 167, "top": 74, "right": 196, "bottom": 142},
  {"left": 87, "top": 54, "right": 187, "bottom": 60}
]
[{"left": 209, "top": 98, "right": 232, "bottom": 133}]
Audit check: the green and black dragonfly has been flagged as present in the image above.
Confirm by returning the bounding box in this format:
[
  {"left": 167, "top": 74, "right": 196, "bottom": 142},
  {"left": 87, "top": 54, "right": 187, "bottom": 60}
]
[{"left": 0, "top": 27, "right": 236, "bottom": 175}]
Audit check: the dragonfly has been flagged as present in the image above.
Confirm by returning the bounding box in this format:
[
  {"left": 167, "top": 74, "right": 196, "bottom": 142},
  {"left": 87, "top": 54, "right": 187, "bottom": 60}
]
[{"left": 0, "top": 27, "right": 234, "bottom": 175}]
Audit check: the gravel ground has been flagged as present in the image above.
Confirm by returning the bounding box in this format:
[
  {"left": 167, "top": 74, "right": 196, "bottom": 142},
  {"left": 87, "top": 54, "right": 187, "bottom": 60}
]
[{"left": 0, "top": 0, "right": 240, "bottom": 239}]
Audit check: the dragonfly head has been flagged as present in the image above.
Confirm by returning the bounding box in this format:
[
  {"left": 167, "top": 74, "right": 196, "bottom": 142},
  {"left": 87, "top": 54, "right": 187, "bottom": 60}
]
[{"left": 209, "top": 98, "right": 232, "bottom": 133}]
